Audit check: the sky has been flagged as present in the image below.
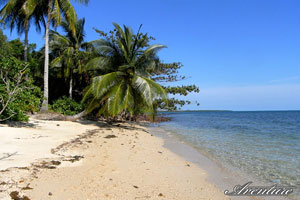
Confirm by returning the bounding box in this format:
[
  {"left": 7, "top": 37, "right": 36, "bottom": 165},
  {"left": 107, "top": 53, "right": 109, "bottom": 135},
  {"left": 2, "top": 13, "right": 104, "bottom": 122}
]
[{"left": 3, "top": 0, "right": 300, "bottom": 111}]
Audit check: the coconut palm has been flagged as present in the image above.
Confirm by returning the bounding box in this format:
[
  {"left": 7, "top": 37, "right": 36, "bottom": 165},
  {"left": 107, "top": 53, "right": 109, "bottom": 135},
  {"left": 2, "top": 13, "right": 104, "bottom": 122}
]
[
  {"left": 22, "top": 0, "right": 89, "bottom": 111},
  {"left": 0, "top": 0, "right": 46, "bottom": 62},
  {"left": 83, "top": 23, "right": 168, "bottom": 120},
  {"left": 50, "top": 18, "right": 88, "bottom": 98}
]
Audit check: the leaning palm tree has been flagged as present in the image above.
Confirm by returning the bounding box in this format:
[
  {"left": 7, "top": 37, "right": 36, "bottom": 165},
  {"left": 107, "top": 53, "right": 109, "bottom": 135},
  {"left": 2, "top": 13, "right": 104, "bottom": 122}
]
[
  {"left": 50, "top": 18, "right": 88, "bottom": 98},
  {"left": 22, "top": 0, "right": 89, "bottom": 111},
  {"left": 83, "top": 23, "right": 168, "bottom": 120}
]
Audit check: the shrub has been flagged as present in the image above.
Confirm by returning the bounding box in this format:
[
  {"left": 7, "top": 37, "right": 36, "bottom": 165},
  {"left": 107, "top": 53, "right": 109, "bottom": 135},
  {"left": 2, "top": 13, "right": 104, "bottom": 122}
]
[
  {"left": 0, "top": 57, "right": 42, "bottom": 122},
  {"left": 51, "top": 96, "right": 84, "bottom": 116}
]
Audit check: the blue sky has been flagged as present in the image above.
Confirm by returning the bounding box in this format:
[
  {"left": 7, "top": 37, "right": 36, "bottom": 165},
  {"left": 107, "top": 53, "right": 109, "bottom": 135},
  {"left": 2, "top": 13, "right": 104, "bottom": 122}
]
[{"left": 3, "top": 0, "right": 300, "bottom": 110}]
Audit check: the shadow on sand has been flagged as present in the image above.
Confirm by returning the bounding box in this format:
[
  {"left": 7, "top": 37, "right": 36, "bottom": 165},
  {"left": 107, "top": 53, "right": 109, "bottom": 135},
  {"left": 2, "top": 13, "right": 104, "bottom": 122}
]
[{"left": 74, "top": 119, "right": 148, "bottom": 132}]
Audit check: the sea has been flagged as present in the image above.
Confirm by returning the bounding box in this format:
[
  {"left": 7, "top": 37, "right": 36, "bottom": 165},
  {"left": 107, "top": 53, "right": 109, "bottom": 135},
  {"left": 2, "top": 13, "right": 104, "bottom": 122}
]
[{"left": 152, "top": 111, "right": 300, "bottom": 199}]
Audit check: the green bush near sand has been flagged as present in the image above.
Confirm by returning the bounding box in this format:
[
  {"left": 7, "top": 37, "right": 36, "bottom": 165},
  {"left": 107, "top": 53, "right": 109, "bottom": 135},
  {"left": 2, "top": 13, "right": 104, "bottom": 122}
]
[
  {"left": 51, "top": 96, "right": 84, "bottom": 116},
  {"left": 0, "top": 57, "right": 42, "bottom": 122}
]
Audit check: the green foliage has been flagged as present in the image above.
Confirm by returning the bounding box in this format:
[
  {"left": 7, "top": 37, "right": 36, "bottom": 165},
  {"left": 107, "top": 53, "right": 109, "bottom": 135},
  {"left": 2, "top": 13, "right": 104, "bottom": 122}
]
[
  {"left": 164, "top": 85, "right": 200, "bottom": 96},
  {"left": 84, "top": 23, "right": 168, "bottom": 120},
  {"left": 1, "top": 6, "right": 199, "bottom": 119},
  {"left": 50, "top": 18, "right": 90, "bottom": 98},
  {"left": 151, "top": 62, "right": 186, "bottom": 82},
  {"left": 0, "top": 29, "right": 11, "bottom": 57},
  {"left": 151, "top": 62, "right": 200, "bottom": 111},
  {"left": 18, "top": 82, "right": 43, "bottom": 113},
  {"left": 0, "top": 56, "right": 42, "bottom": 122},
  {"left": 8, "top": 39, "right": 24, "bottom": 60},
  {"left": 84, "top": 72, "right": 167, "bottom": 120},
  {"left": 28, "top": 47, "right": 44, "bottom": 86},
  {"left": 51, "top": 96, "right": 84, "bottom": 116},
  {"left": 2, "top": 83, "right": 42, "bottom": 121}
]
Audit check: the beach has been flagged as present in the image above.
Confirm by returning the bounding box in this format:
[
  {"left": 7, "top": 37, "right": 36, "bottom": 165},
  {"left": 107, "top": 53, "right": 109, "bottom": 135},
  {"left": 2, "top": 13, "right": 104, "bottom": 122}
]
[{"left": 0, "top": 118, "right": 229, "bottom": 200}]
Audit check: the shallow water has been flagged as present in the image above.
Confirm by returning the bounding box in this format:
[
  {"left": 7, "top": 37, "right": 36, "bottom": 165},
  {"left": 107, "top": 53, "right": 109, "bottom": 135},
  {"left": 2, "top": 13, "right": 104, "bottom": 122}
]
[{"left": 156, "top": 111, "right": 300, "bottom": 199}]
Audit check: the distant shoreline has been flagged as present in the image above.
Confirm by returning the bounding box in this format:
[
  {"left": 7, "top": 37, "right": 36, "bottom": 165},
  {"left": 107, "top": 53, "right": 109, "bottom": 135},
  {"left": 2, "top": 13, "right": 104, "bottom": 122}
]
[{"left": 159, "top": 110, "right": 300, "bottom": 112}]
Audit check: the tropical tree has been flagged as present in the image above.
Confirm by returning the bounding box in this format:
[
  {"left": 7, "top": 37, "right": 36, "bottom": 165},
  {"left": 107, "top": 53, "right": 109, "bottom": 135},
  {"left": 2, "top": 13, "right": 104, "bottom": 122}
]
[
  {"left": 83, "top": 23, "right": 168, "bottom": 120},
  {"left": 0, "top": 28, "right": 11, "bottom": 57},
  {"left": 0, "top": 0, "right": 46, "bottom": 62},
  {"left": 50, "top": 18, "right": 88, "bottom": 98},
  {"left": 150, "top": 62, "right": 200, "bottom": 110},
  {"left": 22, "top": 0, "right": 89, "bottom": 111}
]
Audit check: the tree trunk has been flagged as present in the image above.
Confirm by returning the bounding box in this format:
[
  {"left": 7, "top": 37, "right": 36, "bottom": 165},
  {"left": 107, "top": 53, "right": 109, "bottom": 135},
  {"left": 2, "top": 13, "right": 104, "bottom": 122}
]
[
  {"left": 40, "top": 0, "right": 52, "bottom": 112},
  {"left": 24, "top": 23, "right": 29, "bottom": 62},
  {"left": 65, "top": 110, "right": 87, "bottom": 121},
  {"left": 69, "top": 70, "right": 73, "bottom": 98}
]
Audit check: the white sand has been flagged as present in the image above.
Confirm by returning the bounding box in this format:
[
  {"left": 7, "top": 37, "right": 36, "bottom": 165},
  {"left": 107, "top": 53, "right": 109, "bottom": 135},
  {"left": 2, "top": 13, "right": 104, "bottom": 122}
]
[
  {"left": 0, "top": 119, "right": 97, "bottom": 170},
  {"left": 0, "top": 119, "right": 230, "bottom": 200}
]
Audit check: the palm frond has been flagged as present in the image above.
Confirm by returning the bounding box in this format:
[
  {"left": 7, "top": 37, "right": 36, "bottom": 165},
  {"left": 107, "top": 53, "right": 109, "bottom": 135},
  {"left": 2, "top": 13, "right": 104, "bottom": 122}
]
[{"left": 83, "top": 72, "right": 121, "bottom": 102}]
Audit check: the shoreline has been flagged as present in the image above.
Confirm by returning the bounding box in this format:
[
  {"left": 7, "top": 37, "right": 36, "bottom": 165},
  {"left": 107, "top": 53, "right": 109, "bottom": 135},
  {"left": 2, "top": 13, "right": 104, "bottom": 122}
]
[
  {"left": 149, "top": 125, "right": 292, "bottom": 200},
  {"left": 149, "top": 126, "right": 255, "bottom": 200},
  {"left": 0, "top": 118, "right": 229, "bottom": 200}
]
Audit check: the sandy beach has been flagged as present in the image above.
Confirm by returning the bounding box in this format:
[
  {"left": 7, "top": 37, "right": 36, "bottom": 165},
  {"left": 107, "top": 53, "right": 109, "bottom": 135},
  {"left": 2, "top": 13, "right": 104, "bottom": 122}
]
[{"left": 0, "top": 118, "right": 230, "bottom": 200}]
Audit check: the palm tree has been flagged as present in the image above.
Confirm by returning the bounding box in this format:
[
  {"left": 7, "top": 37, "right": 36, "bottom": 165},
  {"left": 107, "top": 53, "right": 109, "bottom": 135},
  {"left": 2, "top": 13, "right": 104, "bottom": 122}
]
[
  {"left": 22, "top": 0, "right": 89, "bottom": 111},
  {"left": 83, "top": 23, "right": 168, "bottom": 120},
  {"left": 0, "top": 0, "right": 46, "bottom": 62},
  {"left": 50, "top": 18, "right": 88, "bottom": 98}
]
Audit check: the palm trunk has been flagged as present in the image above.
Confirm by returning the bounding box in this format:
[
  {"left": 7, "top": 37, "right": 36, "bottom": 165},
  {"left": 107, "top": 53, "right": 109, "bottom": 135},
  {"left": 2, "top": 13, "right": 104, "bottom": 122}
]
[
  {"left": 40, "top": 0, "right": 52, "bottom": 112},
  {"left": 69, "top": 70, "right": 73, "bottom": 98},
  {"left": 24, "top": 23, "right": 29, "bottom": 62},
  {"left": 65, "top": 110, "right": 87, "bottom": 121}
]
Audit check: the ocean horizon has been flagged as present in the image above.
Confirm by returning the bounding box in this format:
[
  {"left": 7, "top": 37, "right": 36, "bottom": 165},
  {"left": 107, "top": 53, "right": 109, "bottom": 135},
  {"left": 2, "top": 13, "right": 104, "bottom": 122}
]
[{"left": 155, "top": 111, "right": 300, "bottom": 199}]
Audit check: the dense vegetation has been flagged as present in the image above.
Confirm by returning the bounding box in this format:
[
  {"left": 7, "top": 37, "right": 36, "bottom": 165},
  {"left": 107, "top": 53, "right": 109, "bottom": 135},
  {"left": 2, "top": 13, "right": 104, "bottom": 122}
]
[
  {"left": 0, "top": 0, "right": 199, "bottom": 122},
  {"left": 0, "top": 37, "right": 42, "bottom": 121}
]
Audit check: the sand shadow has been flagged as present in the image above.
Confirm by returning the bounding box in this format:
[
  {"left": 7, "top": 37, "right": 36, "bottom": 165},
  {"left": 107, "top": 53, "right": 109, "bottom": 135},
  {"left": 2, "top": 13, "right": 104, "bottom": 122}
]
[
  {"left": 75, "top": 119, "right": 147, "bottom": 132},
  {"left": 0, "top": 121, "right": 38, "bottom": 128}
]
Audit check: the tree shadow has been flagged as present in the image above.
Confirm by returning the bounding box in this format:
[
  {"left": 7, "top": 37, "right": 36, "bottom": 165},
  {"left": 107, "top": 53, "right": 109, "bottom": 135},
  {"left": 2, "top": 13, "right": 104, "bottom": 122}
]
[
  {"left": 75, "top": 119, "right": 148, "bottom": 132},
  {"left": 0, "top": 121, "right": 38, "bottom": 128}
]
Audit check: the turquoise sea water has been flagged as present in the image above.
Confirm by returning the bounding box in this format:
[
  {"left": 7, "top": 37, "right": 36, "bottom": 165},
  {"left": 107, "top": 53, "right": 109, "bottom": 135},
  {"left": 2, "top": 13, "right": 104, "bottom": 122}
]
[{"left": 157, "top": 111, "right": 300, "bottom": 199}]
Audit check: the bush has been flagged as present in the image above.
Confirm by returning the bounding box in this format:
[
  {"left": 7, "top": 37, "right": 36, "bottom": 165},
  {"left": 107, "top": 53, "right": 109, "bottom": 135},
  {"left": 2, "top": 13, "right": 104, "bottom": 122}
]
[
  {"left": 2, "top": 84, "right": 42, "bottom": 121},
  {"left": 51, "top": 96, "right": 84, "bottom": 116},
  {"left": 0, "top": 57, "right": 42, "bottom": 122}
]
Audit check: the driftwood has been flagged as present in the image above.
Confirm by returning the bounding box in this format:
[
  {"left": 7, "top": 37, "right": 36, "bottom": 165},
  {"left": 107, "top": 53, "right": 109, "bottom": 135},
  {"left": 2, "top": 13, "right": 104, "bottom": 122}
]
[
  {"left": 32, "top": 110, "right": 87, "bottom": 121},
  {"left": 65, "top": 110, "right": 87, "bottom": 121}
]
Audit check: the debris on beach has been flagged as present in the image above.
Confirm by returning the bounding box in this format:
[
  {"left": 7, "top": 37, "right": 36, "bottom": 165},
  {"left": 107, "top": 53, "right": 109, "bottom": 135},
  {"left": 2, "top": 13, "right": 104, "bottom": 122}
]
[
  {"left": 135, "top": 195, "right": 151, "bottom": 199},
  {"left": 10, "top": 191, "right": 31, "bottom": 200},
  {"left": 158, "top": 193, "right": 165, "bottom": 197},
  {"left": 63, "top": 155, "right": 84, "bottom": 163},
  {"left": 50, "top": 160, "right": 61, "bottom": 166},
  {"left": 32, "top": 160, "right": 62, "bottom": 169},
  {"left": 50, "top": 128, "right": 100, "bottom": 154},
  {"left": 104, "top": 135, "right": 117, "bottom": 139},
  {"left": 21, "top": 184, "right": 33, "bottom": 190},
  {"left": 0, "top": 181, "right": 6, "bottom": 185},
  {"left": 16, "top": 167, "right": 29, "bottom": 170}
]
